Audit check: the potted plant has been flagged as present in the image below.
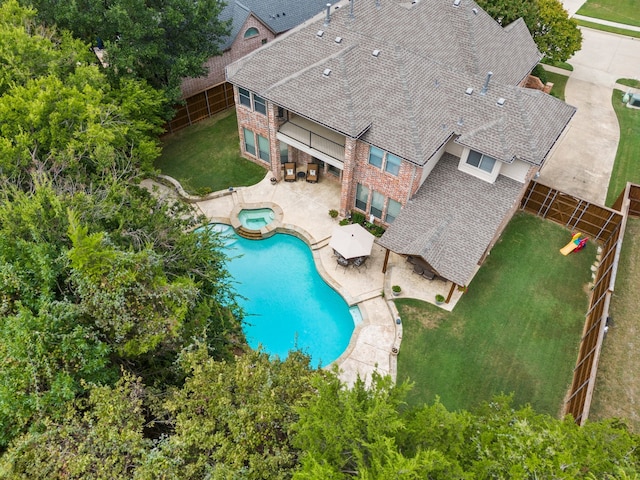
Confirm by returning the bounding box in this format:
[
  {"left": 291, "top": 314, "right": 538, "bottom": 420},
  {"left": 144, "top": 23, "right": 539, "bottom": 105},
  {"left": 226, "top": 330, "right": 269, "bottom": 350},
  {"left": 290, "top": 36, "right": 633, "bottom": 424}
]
[
  {"left": 435, "top": 294, "right": 445, "bottom": 305},
  {"left": 270, "top": 177, "right": 277, "bottom": 185},
  {"left": 329, "top": 209, "right": 339, "bottom": 219},
  {"left": 392, "top": 285, "right": 401, "bottom": 297}
]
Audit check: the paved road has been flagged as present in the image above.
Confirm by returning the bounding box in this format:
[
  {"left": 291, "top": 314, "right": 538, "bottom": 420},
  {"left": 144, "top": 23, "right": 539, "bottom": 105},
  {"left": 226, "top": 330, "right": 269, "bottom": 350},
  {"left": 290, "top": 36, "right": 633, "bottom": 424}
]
[{"left": 539, "top": 27, "right": 640, "bottom": 205}]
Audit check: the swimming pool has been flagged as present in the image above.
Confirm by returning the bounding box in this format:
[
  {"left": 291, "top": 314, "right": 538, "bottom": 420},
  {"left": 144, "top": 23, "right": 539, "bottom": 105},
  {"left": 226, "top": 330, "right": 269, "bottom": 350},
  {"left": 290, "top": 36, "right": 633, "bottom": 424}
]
[
  {"left": 238, "top": 208, "right": 274, "bottom": 230},
  {"left": 207, "top": 224, "right": 356, "bottom": 367}
]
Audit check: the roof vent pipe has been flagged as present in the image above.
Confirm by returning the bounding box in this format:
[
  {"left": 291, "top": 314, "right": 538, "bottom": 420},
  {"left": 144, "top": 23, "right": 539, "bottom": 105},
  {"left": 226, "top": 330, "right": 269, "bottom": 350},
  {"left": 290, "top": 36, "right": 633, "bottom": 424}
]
[
  {"left": 480, "top": 71, "right": 493, "bottom": 95},
  {"left": 324, "top": 3, "right": 331, "bottom": 26}
]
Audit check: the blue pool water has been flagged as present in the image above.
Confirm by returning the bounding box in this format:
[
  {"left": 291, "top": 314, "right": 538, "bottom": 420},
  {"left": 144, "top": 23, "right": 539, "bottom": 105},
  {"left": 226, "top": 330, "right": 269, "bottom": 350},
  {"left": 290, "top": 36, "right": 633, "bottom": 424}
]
[
  {"left": 206, "top": 224, "right": 356, "bottom": 367},
  {"left": 238, "top": 208, "right": 274, "bottom": 229}
]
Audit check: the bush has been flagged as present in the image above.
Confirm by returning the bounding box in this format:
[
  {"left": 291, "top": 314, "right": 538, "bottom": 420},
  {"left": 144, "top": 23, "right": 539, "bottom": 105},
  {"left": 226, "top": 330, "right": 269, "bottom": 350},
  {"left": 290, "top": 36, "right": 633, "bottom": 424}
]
[
  {"left": 328, "top": 209, "right": 339, "bottom": 218},
  {"left": 339, "top": 218, "right": 350, "bottom": 226},
  {"left": 531, "top": 64, "right": 548, "bottom": 84},
  {"left": 350, "top": 211, "right": 366, "bottom": 225},
  {"left": 196, "top": 186, "right": 213, "bottom": 196},
  {"left": 369, "top": 225, "right": 386, "bottom": 237}
]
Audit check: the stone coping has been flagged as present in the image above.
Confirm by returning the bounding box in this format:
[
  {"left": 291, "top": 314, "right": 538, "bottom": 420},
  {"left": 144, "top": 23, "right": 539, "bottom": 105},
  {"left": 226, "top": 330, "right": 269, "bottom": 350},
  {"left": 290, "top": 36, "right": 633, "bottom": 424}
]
[{"left": 229, "top": 201, "right": 284, "bottom": 238}]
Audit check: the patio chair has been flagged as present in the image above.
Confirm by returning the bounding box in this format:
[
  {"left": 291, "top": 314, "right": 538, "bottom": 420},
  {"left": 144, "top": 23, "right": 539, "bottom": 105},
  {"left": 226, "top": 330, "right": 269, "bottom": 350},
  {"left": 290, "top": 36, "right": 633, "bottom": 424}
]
[
  {"left": 306, "top": 163, "right": 318, "bottom": 183},
  {"left": 412, "top": 263, "right": 424, "bottom": 275},
  {"left": 284, "top": 163, "right": 296, "bottom": 182},
  {"left": 352, "top": 256, "right": 367, "bottom": 270},
  {"left": 421, "top": 269, "right": 435, "bottom": 280},
  {"left": 336, "top": 255, "right": 350, "bottom": 271}
]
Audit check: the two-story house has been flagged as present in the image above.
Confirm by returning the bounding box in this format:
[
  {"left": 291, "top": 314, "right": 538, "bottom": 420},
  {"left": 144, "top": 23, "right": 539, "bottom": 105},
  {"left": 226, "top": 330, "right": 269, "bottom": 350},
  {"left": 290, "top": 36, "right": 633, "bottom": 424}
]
[{"left": 226, "top": 0, "right": 575, "bottom": 289}]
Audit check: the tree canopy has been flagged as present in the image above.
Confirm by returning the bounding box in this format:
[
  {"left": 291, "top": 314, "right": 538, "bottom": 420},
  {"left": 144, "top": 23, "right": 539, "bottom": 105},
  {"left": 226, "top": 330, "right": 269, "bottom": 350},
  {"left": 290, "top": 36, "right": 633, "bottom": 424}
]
[
  {"left": 21, "top": 0, "right": 231, "bottom": 98},
  {"left": 476, "top": 0, "right": 582, "bottom": 63},
  {"left": 0, "top": 0, "right": 242, "bottom": 448}
]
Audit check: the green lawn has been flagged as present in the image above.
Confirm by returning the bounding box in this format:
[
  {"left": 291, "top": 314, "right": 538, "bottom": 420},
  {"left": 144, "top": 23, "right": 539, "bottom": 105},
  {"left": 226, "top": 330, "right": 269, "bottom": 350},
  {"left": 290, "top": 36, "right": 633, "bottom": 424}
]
[
  {"left": 540, "top": 58, "right": 573, "bottom": 71},
  {"left": 577, "top": 0, "right": 640, "bottom": 27},
  {"left": 396, "top": 212, "right": 596, "bottom": 416},
  {"left": 155, "top": 110, "right": 267, "bottom": 195},
  {"left": 545, "top": 71, "right": 569, "bottom": 102},
  {"left": 606, "top": 90, "right": 640, "bottom": 206}
]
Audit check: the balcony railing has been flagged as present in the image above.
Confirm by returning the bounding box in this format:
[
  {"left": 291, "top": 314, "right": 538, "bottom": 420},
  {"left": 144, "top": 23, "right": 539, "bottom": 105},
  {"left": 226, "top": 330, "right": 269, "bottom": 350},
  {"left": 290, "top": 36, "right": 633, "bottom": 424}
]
[{"left": 279, "top": 117, "right": 345, "bottom": 162}]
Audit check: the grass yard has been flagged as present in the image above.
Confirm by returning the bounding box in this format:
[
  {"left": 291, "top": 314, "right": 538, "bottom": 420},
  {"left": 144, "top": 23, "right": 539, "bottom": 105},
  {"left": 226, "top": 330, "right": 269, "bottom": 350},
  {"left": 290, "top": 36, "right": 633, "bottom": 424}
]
[
  {"left": 590, "top": 219, "right": 640, "bottom": 431},
  {"left": 606, "top": 90, "right": 640, "bottom": 206},
  {"left": 155, "top": 109, "right": 267, "bottom": 195},
  {"left": 545, "top": 71, "right": 569, "bottom": 102},
  {"left": 577, "top": 0, "right": 640, "bottom": 27},
  {"left": 396, "top": 212, "right": 597, "bottom": 416}
]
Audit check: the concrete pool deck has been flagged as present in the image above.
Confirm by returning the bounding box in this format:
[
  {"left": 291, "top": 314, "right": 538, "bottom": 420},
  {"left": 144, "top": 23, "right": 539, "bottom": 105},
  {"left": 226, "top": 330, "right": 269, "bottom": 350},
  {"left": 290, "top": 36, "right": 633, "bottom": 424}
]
[{"left": 143, "top": 173, "right": 464, "bottom": 386}]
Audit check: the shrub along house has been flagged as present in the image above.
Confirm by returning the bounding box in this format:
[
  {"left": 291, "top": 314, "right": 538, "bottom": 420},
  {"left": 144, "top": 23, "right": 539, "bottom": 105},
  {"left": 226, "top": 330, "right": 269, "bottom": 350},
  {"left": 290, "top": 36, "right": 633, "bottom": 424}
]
[{"left": 225, "top": 0, "right": 576, "bottom": 295}]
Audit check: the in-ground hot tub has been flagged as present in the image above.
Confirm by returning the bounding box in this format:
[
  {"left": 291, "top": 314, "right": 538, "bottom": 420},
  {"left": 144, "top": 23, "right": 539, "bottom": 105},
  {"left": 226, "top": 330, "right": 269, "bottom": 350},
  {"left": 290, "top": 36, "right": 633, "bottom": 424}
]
[{"left": 238, "top": 208, "right": 275, "bottom": 230}]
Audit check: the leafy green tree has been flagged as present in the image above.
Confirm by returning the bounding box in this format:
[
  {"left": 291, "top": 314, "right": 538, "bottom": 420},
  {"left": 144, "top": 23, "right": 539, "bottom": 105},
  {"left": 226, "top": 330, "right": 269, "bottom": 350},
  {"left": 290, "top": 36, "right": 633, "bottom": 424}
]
[
  {"left": 24, "top": 0, "right": 231, "bottom": 97},
  {"left": 532, "top": 0, "right": 582, "bottom": 63},
  {"left": 139, "top": 347, "right": 318, "bottom": 479},
  {"left": 0, "top": 0, "right": 90, "bottom": 96},
  {"left": 292, "top": 372, "right": 458, "bottom": 478},
  {"left": 0, "top": 68, "right": 165, "bottom": 185},
  {"left": 476, "top": 0, "right": 581, "bottom": 62},
  {"left": 0, "top": 372, "right": 153, "bottom": 478},
  {"left": 0, "top": 179, "right": 243, "bottom": 446}
]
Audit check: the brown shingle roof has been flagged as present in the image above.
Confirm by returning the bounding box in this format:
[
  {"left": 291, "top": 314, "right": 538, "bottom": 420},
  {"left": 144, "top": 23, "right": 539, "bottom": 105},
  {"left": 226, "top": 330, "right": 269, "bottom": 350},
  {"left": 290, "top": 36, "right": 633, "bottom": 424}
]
[
  {"left": 227, "top": 0, "right": 574, "bottom": 166},
  {"left": 376, "top": 153, "right": 523, "bottom": 286}
]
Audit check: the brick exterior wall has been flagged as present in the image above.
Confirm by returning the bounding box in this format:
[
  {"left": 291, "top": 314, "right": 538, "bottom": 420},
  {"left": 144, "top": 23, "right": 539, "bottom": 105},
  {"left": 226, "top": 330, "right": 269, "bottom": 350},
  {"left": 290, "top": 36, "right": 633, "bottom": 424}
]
[
  {"left": 234, "top": 92, "right": 424, "bottom": 222},
  {"left": 181, "top": 15, "right": 276, "bottom": 98}
]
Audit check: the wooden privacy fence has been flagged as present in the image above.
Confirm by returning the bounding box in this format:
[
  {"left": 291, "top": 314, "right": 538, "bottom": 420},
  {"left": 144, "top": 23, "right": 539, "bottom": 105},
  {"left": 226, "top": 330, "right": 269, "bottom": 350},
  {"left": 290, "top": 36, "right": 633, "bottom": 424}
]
[
  {"left": 520, "top": 181, "right": 639, "bottom": 424},
  {"left": 164, "top": 82, "right": 234, "bottom": 134}
]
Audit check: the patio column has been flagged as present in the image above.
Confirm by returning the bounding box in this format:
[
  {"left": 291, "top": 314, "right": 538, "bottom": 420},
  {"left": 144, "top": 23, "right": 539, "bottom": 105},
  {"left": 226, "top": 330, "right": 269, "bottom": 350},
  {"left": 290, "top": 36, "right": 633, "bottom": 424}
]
[
  {"left": 267, "top": 102, "right": 285, "bottom": 180},
  {"left": 339, "top": 136, "right": 358, "bottom": 216}
]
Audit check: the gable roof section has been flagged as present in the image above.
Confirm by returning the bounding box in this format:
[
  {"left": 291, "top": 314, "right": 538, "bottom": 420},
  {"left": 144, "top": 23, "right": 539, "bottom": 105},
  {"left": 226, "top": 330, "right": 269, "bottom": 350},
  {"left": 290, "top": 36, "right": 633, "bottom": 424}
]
[
  {"left": 219, "top": 0, "right": 329, "bottom": 50},
  {"left": 227, "top": 0, "right": 575, "bottom": 166},
  {"left": 376, "top": 153, "right": 523, "bottom": 286}
]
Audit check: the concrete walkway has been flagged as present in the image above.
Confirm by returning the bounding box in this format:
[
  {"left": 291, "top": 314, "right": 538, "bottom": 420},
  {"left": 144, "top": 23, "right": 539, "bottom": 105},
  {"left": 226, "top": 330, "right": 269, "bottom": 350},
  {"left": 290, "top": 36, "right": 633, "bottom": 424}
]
[{"left": 539, "top": 26, "right": 640, "bottom": 205}]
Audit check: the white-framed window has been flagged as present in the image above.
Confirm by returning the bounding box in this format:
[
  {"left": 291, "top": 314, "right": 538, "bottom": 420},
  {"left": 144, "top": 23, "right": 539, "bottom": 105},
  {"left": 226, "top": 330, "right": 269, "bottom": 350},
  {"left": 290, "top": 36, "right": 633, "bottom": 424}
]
[
  {"left": 385, "top": 153, "right": 401, "bottom": 176},
  {"left": 369, "top": 145, "right": 402, "bottom": 176},
  {"left": 243, "top": 127, "right": 255, "bottom": 155},
  {"left": 254, "top": 95, "right": 266, "bottom": 115},
  {"left": 385, "top": 198, "right": 401, "bottom": 223},
  {"left": 466, "top": 150, "right": 496, "bottom": 173},
  {"left": 237, "top": 88, "right": 266, "bottom": 116},
  {"left": 355, "top": 183, "right": 369, "bottom": 211},
  {"left": 244, "top": 27, "right": 259, "bottom": 39},
  {"left": 370, "top": 191, "right": 384, "bottom": 219},
  {"left": 257, "top": 134, "right": 270, "bottom": 161},
  {"left": 368, "top": 146, "right": 384, "bottom": 168},
  {"left": 238, "top": 87, "right": 251, "bottom": 108}
]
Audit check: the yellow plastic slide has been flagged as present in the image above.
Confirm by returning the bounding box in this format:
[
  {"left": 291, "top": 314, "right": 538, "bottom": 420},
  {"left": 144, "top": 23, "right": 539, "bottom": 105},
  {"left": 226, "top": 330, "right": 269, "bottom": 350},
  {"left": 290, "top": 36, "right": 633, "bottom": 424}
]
[{"left": 560, "top": 233, "right": 583, "bottom": 256}]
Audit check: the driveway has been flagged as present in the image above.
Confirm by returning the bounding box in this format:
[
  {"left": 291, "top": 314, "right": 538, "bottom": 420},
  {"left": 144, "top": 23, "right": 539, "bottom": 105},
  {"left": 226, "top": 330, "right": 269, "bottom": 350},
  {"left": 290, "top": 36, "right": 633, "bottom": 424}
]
[{"left": 539, "top": 28, "right": 640, "bottom": 205}]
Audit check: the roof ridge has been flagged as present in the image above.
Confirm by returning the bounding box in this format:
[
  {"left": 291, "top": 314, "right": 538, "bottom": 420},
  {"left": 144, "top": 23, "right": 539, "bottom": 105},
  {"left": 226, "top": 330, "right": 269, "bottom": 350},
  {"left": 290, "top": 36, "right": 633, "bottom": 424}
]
[
  {"left": 514, "top": 88, "right": 539, "bottom": 161},
  {"left": 393, "top": 45, "right": 423, "bottom": 161}
]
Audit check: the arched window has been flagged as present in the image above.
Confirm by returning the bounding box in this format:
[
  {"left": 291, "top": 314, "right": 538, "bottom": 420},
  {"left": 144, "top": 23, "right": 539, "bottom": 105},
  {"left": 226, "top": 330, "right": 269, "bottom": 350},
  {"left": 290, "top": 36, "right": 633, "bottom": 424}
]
[{"left": 244, "top": 27, "right": 259, "bottom": 39}]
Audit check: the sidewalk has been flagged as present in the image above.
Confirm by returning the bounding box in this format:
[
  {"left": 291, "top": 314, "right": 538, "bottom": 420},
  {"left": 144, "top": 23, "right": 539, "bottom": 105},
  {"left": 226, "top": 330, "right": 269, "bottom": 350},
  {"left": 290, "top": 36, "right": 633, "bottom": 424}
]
[{"left": 573, "top": 14, "right": 640, "bottom": 33}]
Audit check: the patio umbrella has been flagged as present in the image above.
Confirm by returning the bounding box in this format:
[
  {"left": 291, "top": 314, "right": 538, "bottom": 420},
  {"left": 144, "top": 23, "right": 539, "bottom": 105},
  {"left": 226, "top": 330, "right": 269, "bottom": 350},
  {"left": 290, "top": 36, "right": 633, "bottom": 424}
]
[{"left": 329, "top": 223, "right": 375, "bottom": 260}]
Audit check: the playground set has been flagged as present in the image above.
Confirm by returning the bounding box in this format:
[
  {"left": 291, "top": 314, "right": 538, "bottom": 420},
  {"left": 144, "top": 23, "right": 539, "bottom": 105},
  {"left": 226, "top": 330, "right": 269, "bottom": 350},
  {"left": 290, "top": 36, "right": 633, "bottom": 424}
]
[{"left": 560, "top": 232, "right": 589, "bottom": 255}]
